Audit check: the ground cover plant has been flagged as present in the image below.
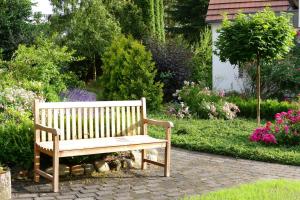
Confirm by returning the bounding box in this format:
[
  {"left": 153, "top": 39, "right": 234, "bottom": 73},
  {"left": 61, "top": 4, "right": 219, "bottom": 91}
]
[
  {"left": 184, "top": 179, "right": 300, "bottom": 200},
  {"left": 149, "top": 113, "right": 300, "bottom": 166}
]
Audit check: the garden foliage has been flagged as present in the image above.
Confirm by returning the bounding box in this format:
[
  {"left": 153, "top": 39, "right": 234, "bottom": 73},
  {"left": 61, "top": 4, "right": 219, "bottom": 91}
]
[{"left": 101, "top": 36, "right": 163, "bottom": 110}]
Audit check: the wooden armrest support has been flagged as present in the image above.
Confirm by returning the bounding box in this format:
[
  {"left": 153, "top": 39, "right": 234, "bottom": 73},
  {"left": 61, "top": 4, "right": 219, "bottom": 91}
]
[
  {"left": 144, "top": 119, "right": 174, "bottom": 128},
  {"left": 35, "top": 124, "right": 60, "bottom": 136}
]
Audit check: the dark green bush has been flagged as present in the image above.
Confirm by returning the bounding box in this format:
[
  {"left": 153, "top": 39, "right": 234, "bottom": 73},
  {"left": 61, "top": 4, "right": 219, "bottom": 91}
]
[
  {"left": 0, "top": 118, "right": 34, "bottom": 169},
  {"left": 101, "top": 35, "right": 163, "bottom": 110},
  {"left": 227, "top": 96, "right": 299, "bottom": 119}
]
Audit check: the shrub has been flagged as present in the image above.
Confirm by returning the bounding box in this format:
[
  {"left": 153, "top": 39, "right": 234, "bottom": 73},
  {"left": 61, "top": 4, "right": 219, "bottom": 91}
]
[
  {"left": 101, "top": 35, "right": 163, "bottom": 110},
  {"left": 250, "top": 110, "right": 300, "bottom": 146},
  {"left": 0, "top": 117, "right": 33, "bottom": 169},
  {"left": 227, "top": 95, "right": 299, "bottom": 119},
  {"left": 174, "top": 81, "right": 239, "bottom": 119},
  {"left": 144, "top": 37, "right": 193, "bottom": 101}
]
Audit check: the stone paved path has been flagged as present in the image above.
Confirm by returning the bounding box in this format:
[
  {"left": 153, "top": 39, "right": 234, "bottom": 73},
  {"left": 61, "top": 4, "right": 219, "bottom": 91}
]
[{"left": 12, "top": 147, "right": 300, "bottom": 200}]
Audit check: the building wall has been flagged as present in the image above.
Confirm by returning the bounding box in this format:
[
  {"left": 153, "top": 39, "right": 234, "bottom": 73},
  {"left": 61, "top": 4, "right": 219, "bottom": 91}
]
[{"left": 211, "top": 23, "right": 247, "bottom": 92}]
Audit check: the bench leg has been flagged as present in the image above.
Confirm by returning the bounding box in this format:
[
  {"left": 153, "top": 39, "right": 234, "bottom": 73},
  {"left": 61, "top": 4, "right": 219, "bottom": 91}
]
[
  {"left": 34, "top": 145, "right": 40, "bottom": 183},
  {"left": 53, "top": 154, "right": 59, "bottom": 192},
  {"left": 141, "top": 149, "right": 145, "bottom": 170},
  {"left": 164, "top": 143, "right": 170, "bottom": 177}
]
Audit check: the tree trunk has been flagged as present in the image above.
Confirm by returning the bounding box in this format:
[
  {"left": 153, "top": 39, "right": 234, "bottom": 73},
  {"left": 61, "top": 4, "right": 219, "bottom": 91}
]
[
  {"left": 92, "top": 54, "right": 96, "bottom": 81},
  {"left": 0, "top": 169, "right": 11, "bottom": 200},
  {"left": 256, "top": 57, "right": 261, "bottom": 126}
]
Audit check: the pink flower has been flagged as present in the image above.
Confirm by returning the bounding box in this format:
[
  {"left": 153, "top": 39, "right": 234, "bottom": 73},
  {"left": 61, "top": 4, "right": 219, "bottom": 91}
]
[
  {"left": 262, "top": 134, "right": 277, "bottom": 144},
  {"left": 284, "top": 125, "right": 289, "bottom": 134},
  {"left": 275, "top": 126, "right": 279, "bottom": 133}
]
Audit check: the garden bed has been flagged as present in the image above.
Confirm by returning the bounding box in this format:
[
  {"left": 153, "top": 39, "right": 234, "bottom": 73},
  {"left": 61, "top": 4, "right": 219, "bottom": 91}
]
[{"left": 149, "top": 114, "right": 300, "bottom": 166}]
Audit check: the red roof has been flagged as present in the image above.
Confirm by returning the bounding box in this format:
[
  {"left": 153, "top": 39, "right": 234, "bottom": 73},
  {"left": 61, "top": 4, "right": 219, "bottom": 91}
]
[{"left": 206, "top": 0, "right": 290, "bottom": 22}]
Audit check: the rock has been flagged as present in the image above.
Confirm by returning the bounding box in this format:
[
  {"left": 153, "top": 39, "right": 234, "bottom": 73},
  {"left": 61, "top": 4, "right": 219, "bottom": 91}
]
[
  {"left": 16, "top": 170, "right": 28, "bottom": 180},
  {"left": 45, "top": 164, "right": 70, "bottom": 176},
  {"left": 121, "top": 159, "right": 129, "bottom": 169},
  {"left": 83, "top": 164, "right": 95, "bottom": 175},
  {"left": 95, "top": 160, "right": 110, "bottom": 172},
  {"left": 71, "top": 165, "right": 84, "bottom": 176},
  {"left": 110, "top": 160, "right": 121, "bottom": 171},
  {"left": 146, "top": 149, "right": 158, "bottom": 162},
  {"left": 130, "top": 150, "right": 144, "bottom": 169},
  {"left": 123, "top": 158, "right": 134, "bottom": 169},
  {"left": 0, "top": 168, "right": 11, "bottom": 200}
]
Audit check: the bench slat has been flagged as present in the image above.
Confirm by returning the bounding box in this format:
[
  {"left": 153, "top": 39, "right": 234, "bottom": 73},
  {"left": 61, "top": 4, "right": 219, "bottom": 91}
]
[
  {"left": 54, "top": 109, "right": 59, "bottom": 137},
  {"left": 121, "top": 107, "right": 126, "bottom": 136},
  {"left": 116, "top": 106, "right": 121, "bottom": 136},
  {"left": 72, "top": 108, "right": 76, "bottom": 139},
  {"left": 132, "top": 106, "right": 136, "bottom": 135},
  {"left": 59, "top": 109, "right": 65, "bottom": 140},
  {"left": 41, "top": 109, "right": 46, "bottom": 142},
  {"left": 83, "top": 108, "right": 88, "bottom": 139},
  {"left": 111, "top": 107, "right": 115, "bottom": 137},
  {"left": 47, "top": 109, "right": 53, "bottom": 141},
  {"left": 100, "top": 107, "right": 105, "bottom": 138},
  {"left": 137, "top": 106, "right": 141, "bottom": 135},
  {"left": 106, "top": 107, "right": 110, "bottom": 137},
  {"left": 66, "top": 109, "right": 71, "bottom": 140},
  {"left": 95, "top": 107, "right": 99, "bottom": 138},
  {"left": 126, "top": 106, "right": 131, "bottom": 136},
  {"left": 38, "top": 100, "right": 142, "bottom": 109},
  {"left": 77, "top": 108, "right": 82, "bottom": 139},
  {"left": 89, "top": 108, "right": 94, "bottom": 138}
]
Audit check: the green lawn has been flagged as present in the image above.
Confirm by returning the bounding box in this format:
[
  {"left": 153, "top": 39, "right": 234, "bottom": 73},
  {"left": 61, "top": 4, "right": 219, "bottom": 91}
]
[
  {"left": 184, "top": 179, "right": 300, "bottom": 200},
  {"left": 148, "top": 114, "right": 300, "bottom": 166}
]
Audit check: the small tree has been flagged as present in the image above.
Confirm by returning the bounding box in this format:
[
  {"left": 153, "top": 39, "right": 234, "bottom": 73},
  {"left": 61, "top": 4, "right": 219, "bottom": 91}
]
[
  {"left": 215, "top": 8, "right": 295, "bottom": 125},
  {"left": 101, "top": 35, "right": 163, "bottom": 110}
]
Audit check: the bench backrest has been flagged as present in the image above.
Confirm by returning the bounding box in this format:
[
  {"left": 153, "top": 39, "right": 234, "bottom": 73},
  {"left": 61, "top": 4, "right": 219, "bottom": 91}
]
[{"left": 34, "top": 98, "right": 147, "bottom": 142}]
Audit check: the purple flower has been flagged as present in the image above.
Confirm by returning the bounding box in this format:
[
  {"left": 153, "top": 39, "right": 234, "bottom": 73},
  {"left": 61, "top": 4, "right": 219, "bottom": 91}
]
[{"left": 61, "top": 89, "right": 96, "bottom": 102}]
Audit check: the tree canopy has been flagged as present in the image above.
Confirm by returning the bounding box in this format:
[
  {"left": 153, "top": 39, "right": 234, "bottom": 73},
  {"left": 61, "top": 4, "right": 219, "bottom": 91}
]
[{"left": 0, "top": 0, "right": 32, "bottom": 59}]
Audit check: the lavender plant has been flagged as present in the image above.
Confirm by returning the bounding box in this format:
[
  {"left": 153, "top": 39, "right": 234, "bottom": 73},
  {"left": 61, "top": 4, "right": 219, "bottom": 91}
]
[{"left": 61, "top": 88, "right": 97, "bottom": 102}]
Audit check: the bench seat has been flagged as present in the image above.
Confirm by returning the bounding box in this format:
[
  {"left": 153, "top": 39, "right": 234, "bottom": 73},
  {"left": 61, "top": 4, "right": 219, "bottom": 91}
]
[{"left": 37, "top": 135, "right": 166, "bottom": 157}]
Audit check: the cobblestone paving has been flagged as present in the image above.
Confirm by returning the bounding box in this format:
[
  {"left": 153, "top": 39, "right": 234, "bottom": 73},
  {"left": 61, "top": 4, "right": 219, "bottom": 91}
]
[{"left": 12, "top": 147, "right": 300, "bottom": 200}]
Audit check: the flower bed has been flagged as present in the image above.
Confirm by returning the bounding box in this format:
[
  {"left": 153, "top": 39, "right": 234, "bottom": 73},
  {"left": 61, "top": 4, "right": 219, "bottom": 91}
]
[{"left": 250, "top": 110, "right": 300, "bottom": 146}]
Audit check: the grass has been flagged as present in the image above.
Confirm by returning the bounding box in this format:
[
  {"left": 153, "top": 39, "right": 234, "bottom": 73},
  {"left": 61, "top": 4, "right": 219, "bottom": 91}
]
[
  {"left": 184, "top": 179, "right": 300, "bottom": 200},
  {"left": 148, "top": 113, "right": 300, "bottom": 166}
]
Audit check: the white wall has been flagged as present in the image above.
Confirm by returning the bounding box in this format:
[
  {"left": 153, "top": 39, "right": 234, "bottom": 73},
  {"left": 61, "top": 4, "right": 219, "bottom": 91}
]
[{"left": 211, "top": 23, "right": 247, "bottom": 92}]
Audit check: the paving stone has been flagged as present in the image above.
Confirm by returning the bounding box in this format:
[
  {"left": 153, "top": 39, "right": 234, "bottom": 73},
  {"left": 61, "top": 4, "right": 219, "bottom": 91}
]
[{"left": 12, "top": 148, "right": 300, "bottom": 199}]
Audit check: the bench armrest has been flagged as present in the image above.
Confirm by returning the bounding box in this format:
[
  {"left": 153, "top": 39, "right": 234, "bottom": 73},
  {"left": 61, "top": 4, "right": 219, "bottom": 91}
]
[
  {"left": 144, "top": 119, "right": 174, "bottom": 128},
  {"left": 35, "top": 124, "right": 61, "bottom": 136}
]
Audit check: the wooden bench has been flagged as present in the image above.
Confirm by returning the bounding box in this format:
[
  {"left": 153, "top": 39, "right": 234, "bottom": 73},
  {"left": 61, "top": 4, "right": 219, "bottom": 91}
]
[{"left": 33, "top": 98, "right": 173, "bottom": 192}]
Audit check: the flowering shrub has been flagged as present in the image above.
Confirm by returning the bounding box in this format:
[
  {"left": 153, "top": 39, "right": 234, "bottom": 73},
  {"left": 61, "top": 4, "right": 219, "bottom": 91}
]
[
  {"left": 166, "top": 102, "right": 191, "bottom": 119},
  {"left": 0, "top": 86, "right": 40, "bottom": 112},
  {"left": 250, "top": 110, "right": 300, "bottom": 146},
  {"left": 173, "top": 81, "right": 240, "bottom": 119}
]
